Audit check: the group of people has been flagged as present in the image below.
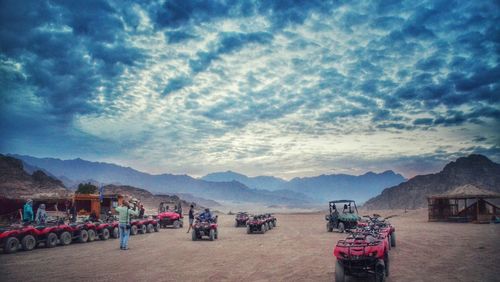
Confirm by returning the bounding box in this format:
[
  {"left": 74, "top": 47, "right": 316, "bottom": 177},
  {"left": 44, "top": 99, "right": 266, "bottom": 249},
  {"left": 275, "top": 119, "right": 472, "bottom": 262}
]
[
  {"left": 22, "top": 198, "right": 212, "bottom": 251},
  {"left": 22, "top": 199, "right": 49, "bottom": 225}
]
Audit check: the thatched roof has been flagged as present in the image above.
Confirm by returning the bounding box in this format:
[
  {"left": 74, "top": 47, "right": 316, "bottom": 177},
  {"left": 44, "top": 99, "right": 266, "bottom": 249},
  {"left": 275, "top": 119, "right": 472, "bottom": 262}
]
[{"left": 429, "top": 184, "right": 500, "bottom": 199}]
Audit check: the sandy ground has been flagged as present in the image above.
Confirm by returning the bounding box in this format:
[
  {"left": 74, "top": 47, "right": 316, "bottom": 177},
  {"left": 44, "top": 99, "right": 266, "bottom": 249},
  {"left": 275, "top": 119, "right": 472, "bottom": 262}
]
[{"left": 1, "top": 209, "right": 499, "bottom": 282}]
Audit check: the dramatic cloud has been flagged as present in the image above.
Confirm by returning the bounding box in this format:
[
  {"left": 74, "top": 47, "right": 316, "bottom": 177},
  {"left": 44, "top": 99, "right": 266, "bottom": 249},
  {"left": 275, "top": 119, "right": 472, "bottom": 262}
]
[{"left": 1, "top": 0, "right": 499, "bottom": 178}]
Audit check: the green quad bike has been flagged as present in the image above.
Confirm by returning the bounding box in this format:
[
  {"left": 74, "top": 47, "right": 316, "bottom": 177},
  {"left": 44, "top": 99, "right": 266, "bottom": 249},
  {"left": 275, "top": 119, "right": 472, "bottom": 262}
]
[{"left": 325, "top": 200, "right": 360, "bottom": 233}]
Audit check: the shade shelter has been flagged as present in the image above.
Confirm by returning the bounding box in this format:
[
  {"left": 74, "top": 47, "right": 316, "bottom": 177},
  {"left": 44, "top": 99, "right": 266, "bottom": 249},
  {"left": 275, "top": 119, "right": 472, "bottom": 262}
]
[{"left": 428, "top": 184, "right": 500, "bottom": 223}]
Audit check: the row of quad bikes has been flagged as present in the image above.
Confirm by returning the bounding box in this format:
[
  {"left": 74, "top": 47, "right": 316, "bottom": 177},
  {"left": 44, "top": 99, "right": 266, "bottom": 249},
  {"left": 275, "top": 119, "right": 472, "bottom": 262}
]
[
  {"left": 333, "top": 215, "right": 396, "bottom": 282},
  {"left": 0, "top": 217, "right": 162, "bottom": 254},
  {"left": 234, "top": 212, "right": 277, "bottom": 234}
]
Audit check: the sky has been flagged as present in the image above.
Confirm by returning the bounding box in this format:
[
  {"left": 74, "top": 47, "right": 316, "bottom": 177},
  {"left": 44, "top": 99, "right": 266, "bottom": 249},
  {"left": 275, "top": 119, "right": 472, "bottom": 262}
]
[{"left": 1, "top": 0, "right": 499, "bottom": 179}]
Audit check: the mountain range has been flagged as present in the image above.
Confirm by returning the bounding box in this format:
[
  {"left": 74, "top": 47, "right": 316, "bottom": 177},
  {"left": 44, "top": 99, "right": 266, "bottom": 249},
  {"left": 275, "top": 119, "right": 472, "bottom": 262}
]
[
  {"left": 9, "top": 154, "right": 406, "bottom": 204},
  {"left": 363, "top": 154, "right": 500, "bottom": 209},
  {"left": 202, "top": 170, "right": 406, "bottom": 202}
]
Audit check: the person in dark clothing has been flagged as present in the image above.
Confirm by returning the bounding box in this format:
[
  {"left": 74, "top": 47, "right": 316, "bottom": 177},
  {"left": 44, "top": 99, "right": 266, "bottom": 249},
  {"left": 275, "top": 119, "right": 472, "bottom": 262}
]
[
  {"left": 187, "top": 204, "right": 194, "bottom": 233},
  {"left": 89, "top": 211, "right": 98, "bottom": 222},
  {"left": 70, "top": 204, "right": 77, "bottom": 223},
  {"left": 139, "top": 204, "right": 145, "bottom": 218}
]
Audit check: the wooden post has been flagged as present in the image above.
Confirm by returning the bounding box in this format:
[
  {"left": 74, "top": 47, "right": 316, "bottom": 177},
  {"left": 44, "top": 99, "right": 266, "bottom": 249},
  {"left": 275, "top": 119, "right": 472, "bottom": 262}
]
[
  {"left": 476, "top": 197, "right": 479, "bottom": 223},
  {"left": 465, "top": 198, "right": 467, "bottom": 219}
]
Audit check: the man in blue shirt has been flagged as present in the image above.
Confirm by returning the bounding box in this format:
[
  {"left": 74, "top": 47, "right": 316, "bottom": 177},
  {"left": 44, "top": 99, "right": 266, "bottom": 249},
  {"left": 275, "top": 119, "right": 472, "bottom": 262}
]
[{"left": 199, "top": 208, "right": 212, "bottom": 222}]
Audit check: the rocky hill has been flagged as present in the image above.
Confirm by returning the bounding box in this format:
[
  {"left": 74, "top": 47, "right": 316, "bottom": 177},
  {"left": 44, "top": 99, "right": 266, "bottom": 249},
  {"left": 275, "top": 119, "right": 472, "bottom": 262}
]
[
  {"left": 363, "top": 154, "right": 500, "bottom": 209},
  {"left": 0, "top": 154, "right": 72, "bottom": 200}
]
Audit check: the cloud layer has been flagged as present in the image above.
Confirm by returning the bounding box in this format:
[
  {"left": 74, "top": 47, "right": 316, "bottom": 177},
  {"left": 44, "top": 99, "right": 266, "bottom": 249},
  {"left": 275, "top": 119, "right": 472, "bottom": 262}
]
[{"left": 1, "top": 0, "right": 499, "bottom": 178}]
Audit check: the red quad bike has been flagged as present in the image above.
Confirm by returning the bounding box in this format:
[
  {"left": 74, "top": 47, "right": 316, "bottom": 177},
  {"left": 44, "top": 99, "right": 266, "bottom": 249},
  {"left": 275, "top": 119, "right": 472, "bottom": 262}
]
[
  {"left": 0, "top": 225, "right": 24, "bottom": 254},
  {"left": 131, "top": 217, "right": 160, "bottom": 235},
  {"left": 14, "top": 222, "right": 67, "bottom": 252},
  {"left": 60, "top": 221, "right": 97, "bottom": 244},
  {"left": 235, "top": 212, "right": 249, "bottom": 227},
  {"left": 264, "top": 214, "right": 277, "bottom": 229},
  {"left": 107, "top": 221, "right": 120, "bottom": 238},
  {"left": 91, "top": 221, "right": 112, "bottom": 241},
  {"left": 246, "top": 215, "right": 268, "bottom": 234},
  {"left": 130, "top": 218, "right": 149, "bottom": 236},
  {"left": 333, "top": 230, "right": 390, "bottom": 282},
  {"left": 191, "top": 217, "right": 218, "bottom": 241},
  {"left": 361, "top": 215, "right": 396, "bottom": 249},
  {"left": 145, "top": 217, "right": 160, "bottom": 233}
]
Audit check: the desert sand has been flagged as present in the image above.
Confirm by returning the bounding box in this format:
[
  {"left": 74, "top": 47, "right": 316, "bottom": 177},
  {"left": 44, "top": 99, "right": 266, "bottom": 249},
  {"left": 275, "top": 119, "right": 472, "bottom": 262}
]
[{"left": 1, "top": 209, "right": 499, "bottom": 282}]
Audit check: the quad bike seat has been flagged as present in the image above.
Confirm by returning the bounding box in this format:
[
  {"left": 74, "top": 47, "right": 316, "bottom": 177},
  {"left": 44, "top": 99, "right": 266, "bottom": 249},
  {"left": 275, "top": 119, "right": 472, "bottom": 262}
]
[{"left": 36, "top": 226, "right": 46, "bottom": 230}]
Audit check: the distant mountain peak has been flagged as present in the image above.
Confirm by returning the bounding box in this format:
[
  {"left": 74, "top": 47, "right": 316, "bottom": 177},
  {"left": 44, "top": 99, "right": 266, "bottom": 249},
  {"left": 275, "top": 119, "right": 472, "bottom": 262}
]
[{"left": 364, "top": 154, "right": 500, "bottom": 209}]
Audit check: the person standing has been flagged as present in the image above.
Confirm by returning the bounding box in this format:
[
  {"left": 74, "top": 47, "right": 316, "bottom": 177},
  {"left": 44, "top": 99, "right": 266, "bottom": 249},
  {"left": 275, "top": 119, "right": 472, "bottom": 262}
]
[
  {"left": 35, "top": 204, "right": 47, "bottom": 225},
  {"left": 187, "top": 204, "right": 194, "bottom": 233},
  {"left": 114, "top": 200, "right": 139, "bottom": 250},
  {"left": 23, "top": 199, "right": 34, "bottom": 224}
]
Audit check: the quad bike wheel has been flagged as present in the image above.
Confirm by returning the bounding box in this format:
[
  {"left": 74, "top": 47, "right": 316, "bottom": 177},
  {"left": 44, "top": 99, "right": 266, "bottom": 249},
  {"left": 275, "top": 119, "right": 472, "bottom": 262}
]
[
  {"left": 59, "top": 231, "right": 72, "bottom": 245},
  {"left": 247, "top": 226, "right": 251, "bottom": 234},
  {"left": 387, "top": 236, "right": 391, "bottom": 250},
  {"left": 261, "top": 224, "right": 266, "bottom": 233},
  {"left": 180, "top": 221, "right": 183, "bottom": 228},
  {"left": 3, "top": 237, "right": 19, "bottom": 254},
  {"left": 375, "top": 259, "right": 386, "bottom": 282},
  {"left": 173, "top": 220, "right": 180, "bottom": 229},
  {"left": 21, "top": 234, "right": 36, "bottom": 251},
  {"left": 78, "top": 229, "right": 89, "bottom": 243},
  {"left": 146, "top": 224, "right": 154, "bottom": 233},
  {"left": 209, "top": 229, "right": 215, "bottom": 241},
  {"left": 192, "top": 230, "right": 198, "bottom": 241},
  {"left": 273, "top": 221, "right": 276, "bottom": 227},
  {"left": 153, "top": 224, "right": 159, "bottom": 232},
  {"left": 46, "top": 232, "right": 58, "bottom": 248},
  {"left": 112, "top": 227, "right": 119, "bottom": 238},
  {"left": 335, "top": 260, "right": 345, "bottom": 282},
  {"left": 268, "top": 222, "right": 273, "bottom": 230},
  {"left": 327, "top": 222, "right": 333, "bottom": 232},
  {"left": 385, "top": 253, "right": 390, "bottom": 277},
  {"left": 338, "top": 222, "right": 345, "bottom": 233},
  {"left": 214, "top": 230, "right": 218, "bottom": 239},
  {"left": 100, "top": 228, "right": 110, "bottom": 240},
  {"left": 87, "top": 229, "right": 96, "bottom": 242},
  {"left": 130, "top": 225, "right": 138, "bottom": 235},
  {"left": 140, "top": 225, "right": 147, "bottom": 234},
  {"left": 390, "top": 232, "right": 396, "bottom": 247}
]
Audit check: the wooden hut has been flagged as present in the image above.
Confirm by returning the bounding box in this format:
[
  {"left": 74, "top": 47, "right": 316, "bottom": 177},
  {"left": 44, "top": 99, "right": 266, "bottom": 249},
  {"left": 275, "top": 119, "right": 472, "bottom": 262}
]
[
  {"left": 73, "top": 194, "right": 101, "bottom": 218},
  {"left": 428, "top": 184, "right": 500, "bottom": 223}
]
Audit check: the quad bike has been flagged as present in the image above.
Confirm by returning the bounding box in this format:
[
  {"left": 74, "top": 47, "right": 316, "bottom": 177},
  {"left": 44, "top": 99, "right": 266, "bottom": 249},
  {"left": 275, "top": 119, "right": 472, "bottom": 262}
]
[
  {"left": 13, "top": 220, "right": 69, "bottom": 252},
  {"left": 137, "top": 217, "right": 160, "bottom": 233},
  {"left": 192, "top": 217, "right": 218, "bottom": 241},
  {"left": 130, "top": 218, "right": 149, "bottom": 235},
  {"left": 0, "top": 224, "right": 24, "bottom": 254},
  {"left": 60, "top": 221, "right": 97, "bottom": 244},
  {"left": 234, "top": 212, "right": 249, "bottom": 227},
  {"left": 264, "top": 214, "right": 277, "bottom": 229},
  {"left": 91, "top": 221, "right": 112, "bottom": 240},
  {"left": 359, "top": 215, "right": 396, "bottom": 248},
  {"left": 334, "top": 230, "right": 390, "bottom": 282},
  {"left": 326, "top": 200, "right": 360, "bottom": 233},
  {"left": 246, "top": 215, "right": 268, "bottom": 234}
]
